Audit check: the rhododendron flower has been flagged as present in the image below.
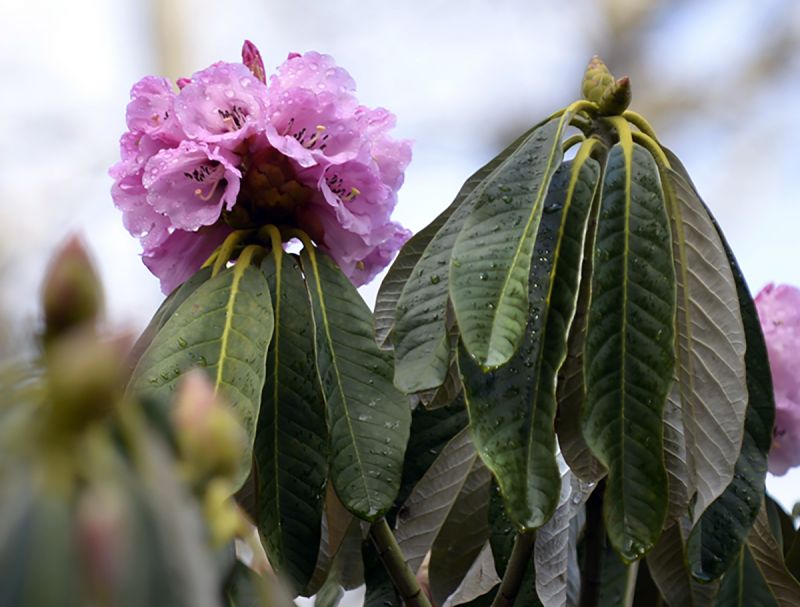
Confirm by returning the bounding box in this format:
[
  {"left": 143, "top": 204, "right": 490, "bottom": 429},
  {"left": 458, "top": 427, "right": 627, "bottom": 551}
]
[
  {"left": 110, "top": 40, "right": 411, "bottom": 293},
  {"left": 755, "top": 283, "right": 800, "bottom": 476}
]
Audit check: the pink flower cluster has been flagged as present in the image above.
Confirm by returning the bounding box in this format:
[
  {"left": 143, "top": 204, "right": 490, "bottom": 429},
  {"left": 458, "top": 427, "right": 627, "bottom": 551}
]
[
  {"left": 755, "top": 283, "right": 800, "bottom": 476},
  {"left": 110, "top": 41, "right": 412, "bottom": 293}
]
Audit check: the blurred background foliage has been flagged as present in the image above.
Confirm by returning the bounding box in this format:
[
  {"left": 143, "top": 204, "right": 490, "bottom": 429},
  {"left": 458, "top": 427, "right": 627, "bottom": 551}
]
[{"left": 0, "top": 0, "right": 798, "bottom": 600}]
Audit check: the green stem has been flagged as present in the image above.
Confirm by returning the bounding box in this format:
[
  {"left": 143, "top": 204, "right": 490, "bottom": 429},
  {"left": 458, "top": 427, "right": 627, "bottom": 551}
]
[
  {"left": 491, "top": 531, "right": 536, "bottom": 607},
  {"left": 369, "top": 518, "right": 432, "bottom": 607}
]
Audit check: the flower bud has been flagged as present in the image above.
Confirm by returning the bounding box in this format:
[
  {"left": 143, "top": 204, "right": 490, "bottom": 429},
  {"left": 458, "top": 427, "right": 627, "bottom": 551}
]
[
  {"left": 41, "top": 236, "right": 103, "bottom": 343},
  {"left": 598, "top": 76, "right": 632, "bottom": 116},
  {"left": 581, "top": 56, "right": 615, "bottom": 105},
  {"left": 45, "top": 330, "right": 127, "bottom": 434},
  {"left": 242, "top": 40, "right": 266, "bottom": 84},
  {"left": 173, "top": 371, "right": 247, "bottom": 483}
]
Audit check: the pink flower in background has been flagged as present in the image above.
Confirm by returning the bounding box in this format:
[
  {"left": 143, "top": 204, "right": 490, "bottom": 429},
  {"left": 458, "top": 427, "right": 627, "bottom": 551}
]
[
  {"left": 755, "top": 283, "right": 800, "bottom": 476},
  {"left": 110, "top": 41, "right": 411, "bottom": 293}
]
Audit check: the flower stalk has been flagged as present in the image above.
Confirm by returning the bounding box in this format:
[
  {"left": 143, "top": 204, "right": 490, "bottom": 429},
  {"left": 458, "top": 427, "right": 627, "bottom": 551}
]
[
  {"left": 490, "top": 531, "right": 536, "bottom": 607},
  {"left": 369, "top": 518, "right": 432, "bottom": 607}
]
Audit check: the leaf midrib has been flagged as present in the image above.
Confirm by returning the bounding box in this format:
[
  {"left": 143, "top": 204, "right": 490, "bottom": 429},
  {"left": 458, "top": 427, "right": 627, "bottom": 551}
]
[
  {"left": 485, "top": 109, "right": 574, "bottom": 359},
  {"left": 523, "top": 147, "right": 595, "bottom": 517},
  {"left": 214, "top": 263, "right": 249, "bottom": 397},
  {"left": 305, "top": 251, "right": 372, "bottom": 512}
]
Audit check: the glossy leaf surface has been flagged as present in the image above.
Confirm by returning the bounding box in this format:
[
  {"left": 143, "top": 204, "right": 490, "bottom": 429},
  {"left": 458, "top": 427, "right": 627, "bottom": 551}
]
[
  {"left": 450, "top": 116, "right": 573, "bottom": 368},
  {"left": 254, "top": 252, "right": 327, "bottom": 593},
  {"left": 460, "top": 153, "right": 600, "bottom": 530},
  {"left": 583, "top": 142, "right": 675, "bottom": 561},
  {"left": 301, "top": 249, "right": 410, "bottom": 521},
  {"left": 392, "top": 122, "right": 549, "bottom": 392},
  {"left": 128, "top": 264, "right": 273, "bottom": 486}
]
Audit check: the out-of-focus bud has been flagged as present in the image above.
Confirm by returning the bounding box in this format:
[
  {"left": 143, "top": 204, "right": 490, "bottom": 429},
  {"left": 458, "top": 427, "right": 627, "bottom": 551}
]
[
  {"left": 45, "top": 330, "right": 128, "bottom": 434},
  {"left": 41, "top": 236, "right": 103, "bottom": 343},
  {"left": 77, "top": 484, "right": 129, "bottom": 600},
  {"left": 173, "top": 371, "right": 247, "bottom": 483},
  {"left": 581, "top": 56, "right": 615, "bottom": 105},
  {"left": 203, "top": 478, "right": 244, "bottom": 546}
]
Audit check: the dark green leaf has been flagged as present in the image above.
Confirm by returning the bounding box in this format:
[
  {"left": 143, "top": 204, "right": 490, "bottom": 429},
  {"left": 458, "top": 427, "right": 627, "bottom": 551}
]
[
  {"left": 460, "top": 153, "right": 600, "bottom": 530},
  {"left": 128, "top": 264, "right": 273, "bottom": 486},
  {"left": 450, "top": 115, "right": 577, "bottom": 369},
  {"left": 300, "top": 248, "right": 410, "bottom": 521},
  {"left": 715, "top": 547, "right": 778, "bottom": 607},
  {"left": 583, "top": 142, "right": 675, "bottom": 560},
  {"left": 254, "top": 252, "right": 327, "bottom": 593},
  {"left": 392, "top": 122, "right": 551, "bottom": 392},
  {"left": 127, "top": 267, "right": 212, "bottom": 376}
]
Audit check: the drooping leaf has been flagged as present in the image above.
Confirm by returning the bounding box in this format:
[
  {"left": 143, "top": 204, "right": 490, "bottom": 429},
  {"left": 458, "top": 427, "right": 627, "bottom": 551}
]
[
  {"left": 450, "top": 113, "right": 579, "bottom": 369},
  {"left": 657, "top": 149, "right": 775, "bottom": 581},
  {"left": 305, "top": 486, "right": 356, "bottom": 596},
  {"left": 647, "top": 520, "right": 718, "bottom": 607},
  {"left": 127, "top": 267, "right": 213, "bottom": 375},
  {"left": 662, "top": 382, "right": 691, "bottom": 523},
  {"left": 583, "top": 141, "right": 675, "bottom": 560},
  {"left": 128, "top": 264, "right": 273, "bottom": 486},
  {"left": 300, "top": 248, "right": 410, "bottom": 521},
  {"left": 442, "top": 543, "right": 501, "bottom": 607},
  {"left": 254, "top": 252, "right": 327, "bottom": 593},
  {"left": 534, "top": 448, "right": 594, "bottom": 607},
  {"left": 741, "top": 500, "right": 800, "bottom": 606},
  {"left": 375, "top": 218, "right": 446, "bottom": 351},
  {"left": 394, "top": 427, "right": 479, "bottom": 574},
  {"left": 392, "top": 120, "right": 554, "bottom": 393},
  {"left": 685, "top": 213, "right": 775, "bottom": 580},
  {"left": 555, "top": 171, "right": 606, "bottom": 485},
  {"left": 460, "top": 152, "right": 600, "bottom": 530},
  {"left": 715, "top": 547, "right": 778, "bottom": 607},
  {"left": 659, "top": 152, "right": 748, "bottom": 522},
  {"left": 416, "top": 331, "right": 463, "bottom": 410},
  {"left": 394, "top": 396, "right": 469, "bottom": 518},
  {"left": 429, "top": 458, "right": 492, "bottom": 605}
]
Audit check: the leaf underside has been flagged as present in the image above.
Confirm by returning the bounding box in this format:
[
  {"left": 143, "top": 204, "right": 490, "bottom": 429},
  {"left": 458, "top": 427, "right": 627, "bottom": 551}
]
[{"left": 662, "top": 154, "right": 748, "bottom": 523}]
